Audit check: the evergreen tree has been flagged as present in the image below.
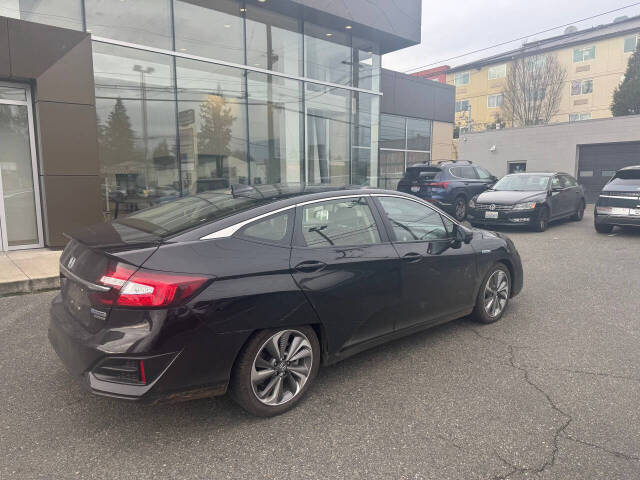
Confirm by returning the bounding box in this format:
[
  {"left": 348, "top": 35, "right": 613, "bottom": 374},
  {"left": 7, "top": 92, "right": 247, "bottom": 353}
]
[
  {"left": 100, "top": 98, "right": 139, "bottom": 165},
  {"left": 611, "top": 45, "right": 640, "bottom": 116}
]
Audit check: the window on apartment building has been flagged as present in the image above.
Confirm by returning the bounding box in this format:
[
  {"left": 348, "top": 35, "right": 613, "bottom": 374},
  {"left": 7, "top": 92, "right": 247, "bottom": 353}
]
[
  {"left": 569, "top": 112, "right": 591, "bottom": 122},
  {"left": 487, "top": 93, "right": 504, "bottom": 108},
  {"left": 624, "top": 35, "right": 639, "bottom": 53},
  {"left": 454, "top": 72, "right": 470, "bottom": 86},
  {"left": 487, "top": 64, "right": 506, "bottom": 80},
  {"left": 573, "top": 46, "right": 595, "bottom": 62},
  {"left": 571, "top": 79, "right": 593, "bottom": 95},
  {"left": 455, "top": 99, "right": 470, "bottom": 113}
]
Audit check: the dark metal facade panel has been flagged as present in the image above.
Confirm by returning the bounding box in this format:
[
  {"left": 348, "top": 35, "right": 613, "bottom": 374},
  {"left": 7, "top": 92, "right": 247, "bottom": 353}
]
[
  {"left": 578, "top": 142, "right": 640, "bottom": 202},
  {"left": 380, "top": 68, "right": 455, "bottom": 123},
  {"left": 0, "top": 18, "right": 9, "bottom": 78}
]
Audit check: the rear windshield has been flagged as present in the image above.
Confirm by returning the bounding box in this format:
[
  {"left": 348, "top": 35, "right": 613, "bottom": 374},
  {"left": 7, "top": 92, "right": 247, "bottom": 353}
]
[
  {"left": 115, "top": 190, "right": 279, "bottom": 237},
  {"left": 404, "top": 167, "right": 441, "bottom": 181},
  {"left": 610, "top": 169, "right": 640, "bottom": 184}
]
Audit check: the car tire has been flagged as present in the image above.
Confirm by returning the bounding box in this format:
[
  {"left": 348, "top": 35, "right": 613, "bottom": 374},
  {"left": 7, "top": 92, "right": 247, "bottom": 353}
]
[
  {"left": 229, "top": 326, "right": 320, "bottom": 417},
  {"left": 533, "top": 207, "right": 549, "bottom": 232},
  {"left": 594, "top": 219, "right": 613, "bottom": 234},
  {"left": 571, "top": 201, "right": 585, "bottom": 221},
  {"left": 471, "top": 263, "right": 511, "bottom": 324},
  {"left": 454, "top": 195, "right": 467, "bottom": 221}
]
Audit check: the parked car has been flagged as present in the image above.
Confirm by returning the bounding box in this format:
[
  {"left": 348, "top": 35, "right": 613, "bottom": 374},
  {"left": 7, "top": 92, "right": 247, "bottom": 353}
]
[
  {"left": 49, "top": 185, "right": 523, "bottom": 416},
  {"left": 594, "top": 165, "right": 640, "bottom": 233},
  {"left": 397, "top": 161, "right": 497, "bottom": 221},
  {"left": 468, "top": 172, "right": 586, "bottom": 232}
]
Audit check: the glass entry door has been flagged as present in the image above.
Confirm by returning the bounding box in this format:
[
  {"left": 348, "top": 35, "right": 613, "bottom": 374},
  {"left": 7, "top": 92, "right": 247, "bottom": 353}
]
[{"left": 0, "top": 82, "right": 43, "bottom": 250}]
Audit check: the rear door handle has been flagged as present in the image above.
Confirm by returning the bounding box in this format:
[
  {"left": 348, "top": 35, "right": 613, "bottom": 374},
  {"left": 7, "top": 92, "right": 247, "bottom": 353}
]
[
  {"left": 294, "top": 260, "right": 327, "bottom": 273},
  {"left": 401, "top": 252, "right": 422, "bottom": 263}
]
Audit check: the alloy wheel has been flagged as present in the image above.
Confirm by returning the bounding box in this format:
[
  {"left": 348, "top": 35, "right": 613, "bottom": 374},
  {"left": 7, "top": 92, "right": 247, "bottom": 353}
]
[
  {"left": 251, "top": 330, "right": 313, "bottom": 406},
  {"left": 483, "top": 270, "right": 510, "bottom": 318},
  {"left": 455, "top": 198, "right": 467, "bottom": 220}
]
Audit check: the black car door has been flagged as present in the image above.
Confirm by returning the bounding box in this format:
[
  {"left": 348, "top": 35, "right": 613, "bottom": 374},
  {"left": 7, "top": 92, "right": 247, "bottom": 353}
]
[
  {"left": 549, "top": 175, "right": 572, "bottom": 217},
  {"left": 373, "top": 195, "right": 477, "bottom": 332},
  {"left": 561, "top": 174, "right": 583, "bottom": 212},
  {"left": 290, "top": 196, "right": 402, "bottom": 353}
]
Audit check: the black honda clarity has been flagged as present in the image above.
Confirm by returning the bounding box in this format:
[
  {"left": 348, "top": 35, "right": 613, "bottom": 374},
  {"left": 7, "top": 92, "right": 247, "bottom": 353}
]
[{"left": 49, "top": 185, "right": 523, "bottom": 416}]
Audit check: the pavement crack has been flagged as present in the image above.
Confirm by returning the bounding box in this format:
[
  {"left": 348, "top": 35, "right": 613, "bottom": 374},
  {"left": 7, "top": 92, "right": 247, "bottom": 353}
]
[
  {"left": 563, "top": 434, "right": 640, "bottom": 462},
  {"left": 519, "top": 364, "right": 640, "bottom": 384}
]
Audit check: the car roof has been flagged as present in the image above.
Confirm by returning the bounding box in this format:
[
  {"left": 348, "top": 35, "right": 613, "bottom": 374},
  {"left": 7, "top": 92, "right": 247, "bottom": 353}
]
[
  {"left": 504, "top": 172, "right": 563, "bottom": 176},
  {"left": 618, "top": 165, "right": 640, "bottom": 171},
  {"left": 407, "top": 160, "right": 473, "bottom": 169}
]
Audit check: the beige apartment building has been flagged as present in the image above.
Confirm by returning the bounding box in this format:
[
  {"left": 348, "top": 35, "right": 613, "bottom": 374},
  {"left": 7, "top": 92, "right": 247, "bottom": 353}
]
[{"left": 428, "top": 15, "right": 640, "bottom": 132}]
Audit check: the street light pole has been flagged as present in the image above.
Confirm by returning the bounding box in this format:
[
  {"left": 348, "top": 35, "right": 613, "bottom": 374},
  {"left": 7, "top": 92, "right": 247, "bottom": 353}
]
[{"left": 133, "top": 64, "right": 155, "bottom": 164}]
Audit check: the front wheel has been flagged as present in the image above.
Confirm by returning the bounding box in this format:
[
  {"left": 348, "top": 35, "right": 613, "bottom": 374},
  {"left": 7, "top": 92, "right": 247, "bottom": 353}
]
[
  {"left": 454, "top": 196, "right": 467, "bottom": 221},
  {"left": 533, "top": 207, "right": 549, "bottom": 232},
  {"left": 471, "top": 264, "right": 511, "bottom": 324},
  {"left": 229, "top": 327, "right": 320, "bottom": 417}
]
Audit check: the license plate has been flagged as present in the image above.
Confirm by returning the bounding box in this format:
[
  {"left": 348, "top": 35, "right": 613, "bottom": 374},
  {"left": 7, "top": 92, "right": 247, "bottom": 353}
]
[
  {"left": 630, "top": 208, "right": 640, "bottom": 216},
  {"left": 410, "top": 186, "right": 420, "bottom": 193},
  {"left": 485, "top": 211, "right": 499, "bottom": 219}
]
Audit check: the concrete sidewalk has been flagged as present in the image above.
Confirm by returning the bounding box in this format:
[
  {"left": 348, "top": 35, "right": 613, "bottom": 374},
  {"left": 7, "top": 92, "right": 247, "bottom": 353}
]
[{"left": 0, "top": 249, "right": 61, "bottom": 296}]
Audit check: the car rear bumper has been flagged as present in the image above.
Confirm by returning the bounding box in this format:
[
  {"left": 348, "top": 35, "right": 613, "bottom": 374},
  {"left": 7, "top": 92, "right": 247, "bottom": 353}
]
[
  {"left": 594, "top": 212, "right": 640, "bottom": 227},
  {"left": 48, "top": 294, "right": 249, "bottom": 403}
]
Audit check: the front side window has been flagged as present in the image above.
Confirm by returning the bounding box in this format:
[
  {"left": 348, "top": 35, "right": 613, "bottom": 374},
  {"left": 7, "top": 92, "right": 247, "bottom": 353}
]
[
  {"left": 487, "top": 64, "right": 506, "bottom": 80},
  {"left": 488, "top": 94, "right": 504, "bottom": 108},
  {"left": 551, "top": 176, "right": 563, "bottom": 189},
  {"left": 238, "top": 211, "right": 291, "bottom": 244},
  {"left": 378, "top": 197, "right": 448, "bottom": 243},
  {"left": 301, "top": 198, "right": 381, "bottom": 247},
  {"left": 562, "top": 175, "right": 578, "bottom": 187},
  {"left": 623, "top": 35, "right": 639, "bottom": 53},
  {"left": 573, "top": 46, "right": 596, "bottom": 62},
  {"left": 454, "top": 72, "right": 470, "bottom": 86},
  {"left": 571, "top": 79, "right": 593, "bottom": 95}
]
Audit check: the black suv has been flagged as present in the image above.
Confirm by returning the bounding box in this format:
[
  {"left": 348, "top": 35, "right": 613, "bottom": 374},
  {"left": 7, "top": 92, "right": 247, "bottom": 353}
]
[
  {"left": 594, "top": 165, "right": 640, "bottom": 233},
  {"left": 397, "top": 161, "right": 497, "bottom": 220}
]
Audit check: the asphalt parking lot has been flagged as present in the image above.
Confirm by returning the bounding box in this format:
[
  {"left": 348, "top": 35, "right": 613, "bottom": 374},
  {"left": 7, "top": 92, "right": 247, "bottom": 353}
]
[{"left": 1, "top": 210, "right": 639, "bottom": 480}]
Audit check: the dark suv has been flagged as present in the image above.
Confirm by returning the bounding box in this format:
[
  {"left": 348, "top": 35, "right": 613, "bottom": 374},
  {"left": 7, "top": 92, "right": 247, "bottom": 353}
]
[
  {"left": 594, "top": 165, "right": 640, "bottom": 233},
  {"left": 397, "top": 161, "right": 497, "bottom": 220}
]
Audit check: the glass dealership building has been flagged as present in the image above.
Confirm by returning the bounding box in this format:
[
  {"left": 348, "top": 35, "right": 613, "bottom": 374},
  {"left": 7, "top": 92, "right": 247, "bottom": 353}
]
[{"left": 0, "top": 0, "right": 453, "bottom": 249}]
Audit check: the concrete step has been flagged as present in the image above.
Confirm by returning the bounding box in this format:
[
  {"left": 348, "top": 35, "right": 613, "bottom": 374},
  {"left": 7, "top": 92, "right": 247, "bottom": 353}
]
[{"left": 0, "top": 249, "right": 61, "bottom": 297}]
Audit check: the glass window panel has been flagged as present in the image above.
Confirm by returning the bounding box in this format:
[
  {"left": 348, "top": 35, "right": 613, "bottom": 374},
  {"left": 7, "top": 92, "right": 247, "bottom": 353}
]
[
  {"left": 304, "top": 22, "right": 352, "bottom": 86},
  {"left": 14, "top": 0, "right": 83, "bottom": 30},
  {"left": 0, "top": 86, "right": 26, "bottom": 101},
  {"left": 93, "top": 44, "right": 178, "bottom": 217},
  {"left": 301, "top": 197, "right": 381, "bottom": 247},
  {"left": 582, "top": 79, "right": 593, "bottom": 94},
  {"left": 351, "top": 93, "right": 379, "bottom": 186},
  {"left": 247, "top": 73, "right": 303, "bottom": 185},
  {"left": 380, "top": 114, "right": 405, "bottom": 149},
  {"left": 571, "top": 80, "right": 581, "bottom": 96},
  {"left": 239, "top": 212, "right": 290, "bottom": 243},
  {"left": 0, "top": 104, "right": 39, "bottom": 246},
  {"left": 305, "top": 83, "right": 350, "bottom": 185},
  {"left": 406, "top": 118, "right": 431, "bottom": 151},
  {"left": 406, "top": 152, "right": 430, "bottom": 165},
  {"left": 174, "top": 0, "right": 244, "bottom": 63},
  {"left": 487, "top": 64, "right": 506, "bottom": 80},
  {"left": 353, "top": 37, "right": 380, "bottom": 91},
  {"left": 85, "top": 0, "right": 172, "bottom": 48},
  {"left": 624, "top": 35, "right": 639, "bottom": 53},
  {"left": 378, "top": 197, "right": 448, "bottom": 243},
  {"left": 176, "top": 59, "right": 247, "bottom": 193},
  {"left": 454, "top": 72, "right": 469, "bottom": 85},
  {"left": 455, "top": 99, "right": 470, "bottom": 113},
  {"left": 379, "top": 150, "right": 405, "bottom": 189},
  {"left": 245, "top": 6, "right": 302, "bottom": 75}
]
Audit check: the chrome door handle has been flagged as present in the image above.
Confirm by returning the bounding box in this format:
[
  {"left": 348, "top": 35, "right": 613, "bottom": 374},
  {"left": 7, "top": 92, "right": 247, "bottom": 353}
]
[
  {"left": 401, "top": 252, "right": 422, "bottom": 263},
  {"left": 294, "top": 260, "right": 327, "bottom": 273}
]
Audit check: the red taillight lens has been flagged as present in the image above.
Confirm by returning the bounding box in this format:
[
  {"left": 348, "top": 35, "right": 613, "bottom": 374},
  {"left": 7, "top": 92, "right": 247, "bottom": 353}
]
[
  {"left": 429, "top": 181, "right": 450, "bottom": 189},
  {"left": 93, "top": 262, "right": 209, "bottom": 308}
]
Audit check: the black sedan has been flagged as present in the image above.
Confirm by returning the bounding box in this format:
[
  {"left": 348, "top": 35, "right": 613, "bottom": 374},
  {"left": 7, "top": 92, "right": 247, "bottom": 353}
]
[
  {"left": 594, "top": 165, "right": 640, "bottom": 233},
  {"left": 468, "top": 172, "right": 586, "bottom": 232},
  {"left": 49, "top": 185, "right": 523, "bottom": 416}
]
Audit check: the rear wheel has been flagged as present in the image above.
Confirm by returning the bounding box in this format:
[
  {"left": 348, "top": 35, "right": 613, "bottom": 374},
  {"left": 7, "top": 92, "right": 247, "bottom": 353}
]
[
  {"left": 229, "top": 326, "right": 320, "bottom": 417},
  {"left": 571, "top": 201, "right": 585, "bottom": 221},
  {"left": 454, "top": 196, "right": 467, "bottom": 221},
  {"left": 533, "top": 207, "right": 549, "bottom": 232},
  {"left": 471, "top": 264, "right": 511, "bottom": 324},
  {"left": 594, "top": 218, "right": 613, "bottom": 234}
]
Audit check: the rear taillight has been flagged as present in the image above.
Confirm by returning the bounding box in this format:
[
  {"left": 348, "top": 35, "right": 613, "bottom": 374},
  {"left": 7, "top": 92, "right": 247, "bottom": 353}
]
[
  {"left": 429, "top": 181, "right": 450, "bottom": 189},
  {"left": 93, "top": 262, "right": 209, "bottom": 308}
]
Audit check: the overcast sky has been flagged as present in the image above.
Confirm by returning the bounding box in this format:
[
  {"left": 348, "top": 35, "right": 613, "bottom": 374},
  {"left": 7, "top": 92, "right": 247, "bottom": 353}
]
[{"left": 382, "top": 0, "right": 640, "bottom": 73}]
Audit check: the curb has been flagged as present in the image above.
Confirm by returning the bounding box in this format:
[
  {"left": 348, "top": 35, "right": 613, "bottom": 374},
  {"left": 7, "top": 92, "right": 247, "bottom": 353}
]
[{"left": 0, "top": 276, "right": 60, "bottom": 297}]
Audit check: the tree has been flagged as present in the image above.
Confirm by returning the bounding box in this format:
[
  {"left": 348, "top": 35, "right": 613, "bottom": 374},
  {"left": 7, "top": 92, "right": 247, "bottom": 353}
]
[
  {"left": 197, "top": 89, "right": 235, "bottom": 160},
  {"left": 99, "top": 97, "right": 139, "bottom": 166},
  {"left": 611, "top": 45, "right": 640, "bottom": 116},
  {"left": 502, "top": 54, "right": 566, "bottom": 127}
]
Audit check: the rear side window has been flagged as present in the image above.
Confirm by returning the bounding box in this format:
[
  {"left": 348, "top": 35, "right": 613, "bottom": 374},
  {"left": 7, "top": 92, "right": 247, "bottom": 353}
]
[
  {"left": 450, "top": 166, "right": 477, "bottom": 179},
  {"left": 300, "top": 197, "right": 381, "bottom": 248},
  {"left": 237, "top": 211, "right": 292, "bottom": 245},
  {"left": 475, "top": 167, "right": 493, "bottom": 180}
]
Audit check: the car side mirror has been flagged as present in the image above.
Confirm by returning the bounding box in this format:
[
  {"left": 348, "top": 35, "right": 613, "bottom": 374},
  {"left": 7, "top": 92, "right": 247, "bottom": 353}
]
[{"left": 452, "top": 223, "right": 473, "bottom": 245}]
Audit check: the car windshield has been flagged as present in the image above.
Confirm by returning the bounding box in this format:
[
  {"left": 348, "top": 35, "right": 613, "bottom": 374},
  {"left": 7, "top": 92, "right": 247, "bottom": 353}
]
[
  {"left": 609, "top": 169, "right": 640, "bottom": 185},
  {"left": 492, "top": 175, "right": 550, "bottom": 191}
]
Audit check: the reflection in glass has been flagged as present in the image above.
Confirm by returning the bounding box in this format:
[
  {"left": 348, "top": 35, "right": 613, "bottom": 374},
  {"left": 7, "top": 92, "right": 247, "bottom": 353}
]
[
  {"left": 246, "top": 7, "right": 302, "bottom": 75},
  {"left": 379, "top": 150, "right": 405, "bottom": 190},
  {"left": 176, "top": 59, "right": 247, "bottom": 194},
  {"left": 305, "top": 84, "right": 350, "bottom": 185},
  {"left": 174, "top": 0, "right": 244, "bottom": 63},
  {"left": 247, "top": 73, "right": 303, "bottom": 185},
  {"left": 15, "top": 0, "right": 83, "bottom": 30},
  {"left": 0, "top": 104, "right": 39, "bottom": 246},
  {"left": 304, "top": 23, "right": 352, "bottom": 86},
  {"left": 0, "top": 86, "right": 26, "bottom": 102},
  {"left": 85, "top": 0, "right": 172, "bottom": 48},
  {"left": 93, "top": 44, "right": 178, "bottom": 218},
  {"left": 406, "top": 151, "right": 431, "bottom": 165},
  {"left": 353, "top": 38, "right": 380, "bottom": 91},
  {"left": 380, "top": 114, "right": 406, "bottom": 149},
  {"left": 406, "top": 118, "right": 431, "bottom": 151},
  {"left": 352, "top": 93, "right": 379, "bottom": 186}
]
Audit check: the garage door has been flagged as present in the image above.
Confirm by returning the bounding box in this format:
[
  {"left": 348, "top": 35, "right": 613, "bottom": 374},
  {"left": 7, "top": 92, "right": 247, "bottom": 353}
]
[{"left": 578, "top": 142, "right": 640, "bottom": 202}]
